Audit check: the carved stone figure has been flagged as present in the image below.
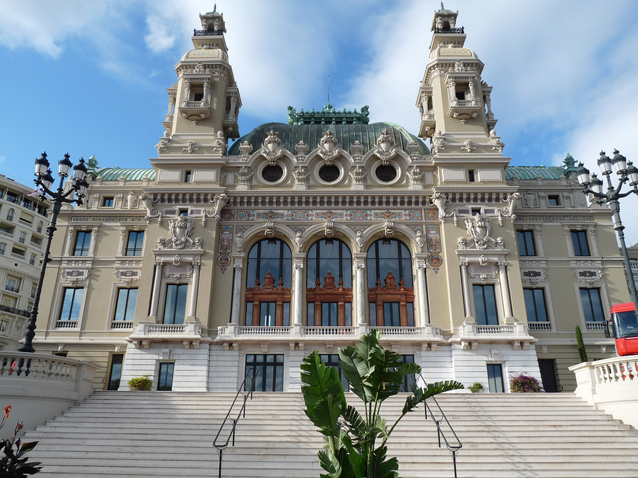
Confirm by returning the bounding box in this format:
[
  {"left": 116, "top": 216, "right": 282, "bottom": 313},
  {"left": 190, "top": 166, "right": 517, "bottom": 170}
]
[
  {"left": 460, "top": 140, "right": 476, "bottom": 153},
  {"left": 407, "top": 166, "right": 424, "bottom": 186},
  {"left": 294, "top": 231, "right": 304, "bottom": 252},
  {"left": 489, "top": 130, "right": 505, "bottom": 152},
  {"left": 350, "top": 141, "right": 364, "bottom": 162},
  {"left": 373, "top": 129, "right": 398, "bottom": 165},
  {"left": 209, "top": 193, "right": 229, "bottom": 220},
  {"left": 497, "top": 192, "right": 520, "bottom": 225},
  {"left": 317, "top": 130, "right": 339, "bottom": 165},
  {"left": 349, "top": 166, "right": 366, "bottom": 187},
  {"left": 430, "top": 192, "right": 448, "bottom": 219},
  {"left": 355, "top": 231, "right": 365, "bottom": 252},
  {"left": 234, "top": 231, "right": 245, "bottom": 251},
  {"left": 384, "top": 220, "right": 395, "bottom": 238},
  {"left": 140, "top": 193, "right": 159, "bottom": 218},
  {"left": 182, "top": 141, "right": 199, "bottom": 154},
  {"left": 264, "top": 221, "right": 275, "bottom": 238},
  {"left": 211, "top": 131, "right": 227, "bottom": 155},
  {"left": 461, "top": 214, "right": 502, "bottom": 250},
  {"left": 156, "top": 138, "right": 169, "bottom": 153},
  {"left": 415, "top": 230, "right": 425, "bottom": 252},
  {"left": 239, "top": 141, "right": 253, "bottom": 157},
  {"left": 295, "top": 141, "right": 308, "bottom": 159},
  {"left": 228, "top": 95, "right": 237, "bottom": 117},
  {"left": 431, "top": 131, "right": 447, "bottom": 155},
  {"left": 236, "top": 166, "right": 253, "bottom": 187},
  {"left": 202, "top": 80, "right": 210, "bottom": 106},
  {"left": 293, "top": 166, "right": 310, "bottom": 186}
]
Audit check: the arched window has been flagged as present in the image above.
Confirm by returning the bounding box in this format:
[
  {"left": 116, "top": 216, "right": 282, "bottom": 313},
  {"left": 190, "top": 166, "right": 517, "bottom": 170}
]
[
  {"left": 306, "top": 239, "right": 352, "bottom": 327},
  {"left": 6, "top": 209, "right": 14, "bottom": 221},
  {"left": 245, "top": 239, "right": 292, "bottom": 327},
  {"left": 367, "top": 239, "right": 415, "bottom": 327}
]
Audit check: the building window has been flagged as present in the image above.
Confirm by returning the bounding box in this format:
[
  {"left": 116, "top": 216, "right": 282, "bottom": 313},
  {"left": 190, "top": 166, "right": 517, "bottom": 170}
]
[
  {"left": 114, "top": 288, "right": 138, "bottom": 322},
  {"left": 307, "top": 239, "right": 352, "bottom": 327},
  {"left": 245, "top": 354, "right": 284, "bottom": 392},
  {"left": 547, "top": 195, "right": 560, "bottom": 207},
  {"left": 0, "top": 243, "right": 6, "bottom": 255},
  {"left": 259, "top": 302, "right": 277, "bottom": 326},
  {"left": 5, "top": 277, "right": 19, "bottom": 293},
  {"left": 320, "top": 354, "right": 349, "bottom": 391},
  {"left": 108, "top": 354, "right": 124, "bottom": 390},
  {"left": 473, "top": 284, "right": 498, "bottom": 326},
  {"left": 487, "top": 364, "right": 504, "bottom": 393},
  {"left": 59, "top": 288, "right": 84, "bottom": 322},
  {"left": 367, "top": 239, "right": 414, "bottom": 327},
  {"left": 163, "top": 284, "right": 187, "bottom": 325},
  {"left": 571, "top": 230, "right": 590, "bottom": 256},
  {"left": 517, "top": 230, "right": 536, "bottom": 256},
  {"left": 524, "top": 289, "right": 549, "bottom": 323},
  {"left": 580, "top": 288, "right": 605, "bottom": 323},
  {"left": 399, "top": 355, "right": 417, "bottom": 392},
  {"left": 103, "top": 197, "right": 114, "bottom": 207},
  {"left": 37, "top": 221, "right": 43, "bottom": 233},
  {"left": 18, "top": 231, "right": 26, "bottom": 244},
  {"left": 126, "top": 231, "right": 144, "bottom": 256},
  {"left": 157, "top": 363, "right": 175, "bottom": 391},
  {"left": 6, "top": 209, "right": 14, "bottom": 221},
  {"left": 245, "top": 239, "right": 292, "bottom": 327},
  {"left": 29, "top": 253, "right": 36, "bottom": 265},
  {"left": 184, "top": 171, "right": 191, "bottom": 183},
  {"left": 73, "top": 231, "right": 92, "bottom": 256},
  {"left": 468, "top": 169, "right": 475, "bottom": 182}
]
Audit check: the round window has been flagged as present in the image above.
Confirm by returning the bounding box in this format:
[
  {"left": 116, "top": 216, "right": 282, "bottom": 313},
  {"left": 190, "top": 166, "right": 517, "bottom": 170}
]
[
  {"left": 262, "top": 165, "right": 284, "bottom": 183},
  {"left": 318, "top": 165, "right": 340, "bottom": 183},
  {"left": 376, "top": 165, "right": 397, "bottom": 182}
]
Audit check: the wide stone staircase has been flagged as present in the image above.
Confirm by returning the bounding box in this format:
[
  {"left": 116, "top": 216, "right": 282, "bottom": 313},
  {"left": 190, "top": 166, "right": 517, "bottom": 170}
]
[{"left": 25, "top": 391, "right": 638, "bottom": 477}]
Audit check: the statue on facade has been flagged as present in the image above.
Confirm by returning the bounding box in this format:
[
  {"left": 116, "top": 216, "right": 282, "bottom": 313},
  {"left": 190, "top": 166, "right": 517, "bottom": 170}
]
[
  {"left": 355, "top": 231, "right": 365, "bottom": 252},
  {"left": 140, "top": 193, "right": 160, "bottom": 219}
]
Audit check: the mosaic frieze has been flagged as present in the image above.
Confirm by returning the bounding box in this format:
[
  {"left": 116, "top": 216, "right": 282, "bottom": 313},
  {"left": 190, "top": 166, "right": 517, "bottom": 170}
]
[
  {"left": 218, "top": 225, "right": 234, "bottom": 254},
  {"left": 517, "top": 215, "right": 593, "bottom": 223},
  {"left": 234, "top": 209, "right": 429, "bottom": 222},
  {"left": 425, "top": 225, "right": 441, "bottom": 253},
  {"left": 221, "top": 209, "right": 235, "bottom": 221},
  {"left": 71, "top": 216, "right": 145, "bottom": 222}
]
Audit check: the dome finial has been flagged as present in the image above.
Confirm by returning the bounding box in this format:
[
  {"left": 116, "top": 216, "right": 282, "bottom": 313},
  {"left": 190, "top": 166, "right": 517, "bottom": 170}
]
[{"left": 213, "top": 3, "right": 217, "bottom": 13}]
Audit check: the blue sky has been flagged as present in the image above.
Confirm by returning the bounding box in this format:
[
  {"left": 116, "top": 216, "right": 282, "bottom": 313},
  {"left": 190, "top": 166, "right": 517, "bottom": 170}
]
[{"left": 2, "top": 0, "right": 638, "bottom": 243}]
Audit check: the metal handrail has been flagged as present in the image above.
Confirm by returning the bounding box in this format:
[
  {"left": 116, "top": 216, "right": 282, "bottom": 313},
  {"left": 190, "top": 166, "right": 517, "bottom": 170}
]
[
  {"left": 419, "top": 374, "right": 462, "bottom": 477},
  {"left": 213, "top": 368, "right": 255, "bottom": 478}
]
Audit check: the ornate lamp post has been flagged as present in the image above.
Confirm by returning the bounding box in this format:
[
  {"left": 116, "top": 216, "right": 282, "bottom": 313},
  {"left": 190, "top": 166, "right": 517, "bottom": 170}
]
[
  {"left": 575, "top": 150, "right": 638, "bottom": 320},
  {"left": 18, "top": 152, "right": 88, "bottom": 353}
]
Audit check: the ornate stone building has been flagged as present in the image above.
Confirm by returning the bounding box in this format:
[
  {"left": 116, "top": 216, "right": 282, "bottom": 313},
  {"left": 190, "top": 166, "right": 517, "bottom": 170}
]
[{"left": 34, "top": 7, "right": 628, "bottom": 393}]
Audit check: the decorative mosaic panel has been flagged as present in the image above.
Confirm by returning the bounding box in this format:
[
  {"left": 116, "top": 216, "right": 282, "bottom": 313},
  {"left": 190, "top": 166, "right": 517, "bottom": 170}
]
[
  {"left": 428, "top": 254, "right": 442, "bottom": 273},
  {"left": 235, "top": 209, "right": 427, "bottom": 222},
  {"left": 426, "top": 209, "right": 438, "bottom": 220},
  {"left": 221, "top": 209, "right": 235, "bottom": 221},
  {"left": 217, "top": 253, "right": 231, "bottom": 274},
  {"left": 218, "top": 225, "right": 234, "bottom": 254},
  {"left": 426, "top": 225, "right": 441, "bottom": 254},
  {"left": 235, "top": 225, "right": 250, "bottom": 235},
  {"left": 289, "top": 225, "right": 310, "bottom": 233},
  {"left": 408, "top": 225, "right": 424, "bottom": 233},
  {"left": 348, "top": 225, "right": 369, "bottom": 233},
  {"left": 71, "top": 216, "right": 145, "bottom": 222}
]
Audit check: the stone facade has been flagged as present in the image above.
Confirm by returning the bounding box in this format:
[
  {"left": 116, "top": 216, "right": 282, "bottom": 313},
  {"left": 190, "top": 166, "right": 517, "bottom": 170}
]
[{"left": 34, "top": 7, "right": 627, "bottom": 393}]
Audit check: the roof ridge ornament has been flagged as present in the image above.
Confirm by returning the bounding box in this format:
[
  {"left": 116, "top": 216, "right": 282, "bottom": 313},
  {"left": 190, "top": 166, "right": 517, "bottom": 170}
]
[
  {"left": 374, "top": 129, "right": 398, "bottom": 165},
  {"left": 317, "top": 130, "right": 340, "bottom": 165}
]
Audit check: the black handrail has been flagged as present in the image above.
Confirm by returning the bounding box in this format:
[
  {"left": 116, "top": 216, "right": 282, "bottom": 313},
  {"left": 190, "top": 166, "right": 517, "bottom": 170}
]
[
  {"left": 419, "top": 374, "right": 462, "bottom": 477},
  {"left": 212, "top": 368, "right": 255, "bottom": 478}
]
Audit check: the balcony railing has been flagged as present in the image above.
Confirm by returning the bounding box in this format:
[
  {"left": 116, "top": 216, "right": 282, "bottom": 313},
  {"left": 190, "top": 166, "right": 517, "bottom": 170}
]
[
  {"left": 434, "top": 27, "right": 464, "bottom": 33},
  {"left": 30, "top": 240, "right": 42, "bottom": 248},
  {"left": 10, "top": 252, "right": 25, "bottom": 260},
  {"left": 4, "top": 285, "right": 20, "bottom": 293},
  {"left": 475, "top": 324, "right": 515, "bottom": 335},
  {"left": 452, "top": 321, "right": 536, "bottom": 350},
  {"left": 586, "top": 322, "right": 605, "bottom": 331},
  {"left": 0, "top": 304, "right": 29, "bottom": 318},
  {"left": 55, "top": 320, "right": 78, "bottom": 329},
  {"left": 5, "top": 196, "right": 19, "bottom": 204},
  {"left": 0, "top": 230, "right": 14, "bottom": 238},
  {"left": 193, "top": 28, "right": 224, "bottom": 36},
  {"left": 127, "top": 321, "right": 205, "bottom": 349},
  {"left": 528, "top": 322, "right": 552, "bottom": 331},
  {"left": 111, "top": 321, "right": 134, "bottom": 330}
]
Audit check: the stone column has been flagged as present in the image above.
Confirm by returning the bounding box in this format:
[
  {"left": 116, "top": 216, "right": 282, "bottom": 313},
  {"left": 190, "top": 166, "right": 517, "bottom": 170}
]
[
  {"left": 292, "top": 255, "right": 305, "bottom": 326},
  {"left": 187, "top": 261, "right": 200, "bottom": 320},
  {"left": 415, "top": 257, "right": 429, "bottom": 326},
  {"left": 88, "top": 226, "right": 99, "bottom": 256},
  {"left": 64, "top": 227, "right": 75, "bottom": 256},
  {"left": 460, "top": 261, "right": 473, "bottom": 321},
  {"left": 118, "top": 227, "right": 126, "bottom": 256},
  {"left": 230, "top": 256, "right": 244, "bottom": 325},
  {"left": 354, "top": 253, "right": 367, "bottom": 326},
  {"left": 148, "top": 261, "right": 163, "bottom": 321},
  {"left": 498, "top": 261, "right": 514, "bottom": 323}
]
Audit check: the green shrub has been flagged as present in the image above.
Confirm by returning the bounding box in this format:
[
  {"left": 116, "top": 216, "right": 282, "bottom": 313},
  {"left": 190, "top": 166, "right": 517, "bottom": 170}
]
[
  {"left": 468, "top": 382, "right": 484, "bottom": 393},
  {"left": 509, "top": 374, "right": 542, "bottom": 393},
  {"left": 575, "top": 325, "right": 588, "bottom": 363},
  {"left": 128, "top": 376, "right": 152, "bottom": 391}
]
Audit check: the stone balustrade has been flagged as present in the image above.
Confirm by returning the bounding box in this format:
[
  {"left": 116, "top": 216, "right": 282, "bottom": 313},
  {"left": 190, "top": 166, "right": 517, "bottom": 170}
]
[
  {"left": 214, "top": 324, "right": 446, "bottom": 350},
  {"left": 0, "top": 352, "right": 98, "bottom": 436},
  {"left": 570, "top": 355, "right": 638, "bottom": 429},
  {"left": 450, "top": 321, "right": 536, "bottom": 350},
  {"left": 127, "top": 321, "right": 211, "bottom": 349}
]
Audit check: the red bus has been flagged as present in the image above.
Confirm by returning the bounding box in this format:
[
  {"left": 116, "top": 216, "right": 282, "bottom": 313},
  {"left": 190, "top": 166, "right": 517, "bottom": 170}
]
[{"left": 606, "top": 302, "right": 638, "bottom": 356}]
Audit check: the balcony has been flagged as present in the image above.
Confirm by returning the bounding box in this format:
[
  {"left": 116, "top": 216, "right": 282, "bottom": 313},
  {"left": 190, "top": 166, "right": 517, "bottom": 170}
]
[
  {"left": 111, "top": 321, "right": 134, "bottom": 330},
  {"left": 30, "top": 239, "right": 42, "bottom": 249},
  {"left": 179, "top": 99, "right": 211, "bottom": 124},
  {"left": 0, "top": 304, "right": 29, "bottom": 318},
  {"left": 528, "top": 322, "right": 552, "bottom": 331},
  {"left": 586, "top": 322, "right": 606, "bottom": 331},
  {"left": 214, "top": 324, "right": 445, "bottom": 351},
  {"left": 450, "top": 321, "right": 537, "bottom": 350},
  {"left": 4, "top": 284, "right": 20, "bottom": 293},
  {"left": 193, "top": 29, "right": 224, "bottom": 36},
  {"left": 127, "top": 321, "right": 210, "bottom": 349},
  {"left": 19, "top": 218, "right": 32, "bottom": 227},
  {"left": 55, "top": 320, "right": 78, "bottom": 329},
  {"left": 0, "top": 230, "right": 13, "bottom": 239},
  {"left": 448, "top": 99, "right": 481, "bottom": 122}
]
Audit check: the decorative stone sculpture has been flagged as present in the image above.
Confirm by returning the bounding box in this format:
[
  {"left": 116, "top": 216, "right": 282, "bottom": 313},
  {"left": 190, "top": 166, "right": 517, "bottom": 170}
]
[
  {"left": 182, "top": 141, "right": 199, "bottom": 154},
  {"left": 317, "top": 130, "right": 339, "bottom": 165},
  {"left": 415, "top": 230, "right": 425, "bottom": 252},
  {"left": 139, "top": 193, "right": 160, "bottom": 219},
  {"left": 350, "top": 141, "right": 364, "bottom": 162},
  {"left": 373, "top": 129, "right": 398, "bottom": 165},
  {"left": 208, "top": 193, "right": 229, "bottom": 221},
  {"left": 489, "top": 130, "right": 505, "bottom": 153},
  {"left": 236, "top": 166, "right": 253, "bottom": 188},
  {"left": 264, "top": 221, "right": 275, "bottom": 239},
  {"left": 431, "top": 131, "right": 447, "bottom": 155},
  {"left": 260, "top": 130, "right": 285, "bottom": 165},
  {"left": 460, "top": 140, "right": 476, "bottom": 153},
  {"left": 294, "top": 231, "right": 304, "bottom": 252},
  {"left": 234, "top": 231, "right": 245, "bottom": 252},
  {"left": 384, "top": 220, "right": 395, "bottom": 238},
  {"left": 239, "top": 141, "right": 253, "bottom": 159},
  {"left": 324, "top": 220, "right": 335, "bottom": 239},
  {"left": 295, "top": 141, "right": 308, "bottom": 161},
  {"left": 292, "top": 166, "right": 310, "bottom": 186},
  {"left": 211, "top": 131, "right": 227, "bottom": 155},
  {"left": 497, "top": 192, "right": 520, "bottom": 226},
  {"left": 349, "top": 166, "right": 366, "bottom": 189},
  {"left": 407, "top": 166, "right": 424, "bottom": 186},
  {"left": 459, "top": 214, "right": 502, "bottom": 250},
  {"left": 157, "top": 215, "right": 201, "bottom": 250},
  {"left": 155, "top": 138, "right": 169, "bottom": 153},
  {"left": 355, "top": 231, "right": 365, "bottom": 252}
]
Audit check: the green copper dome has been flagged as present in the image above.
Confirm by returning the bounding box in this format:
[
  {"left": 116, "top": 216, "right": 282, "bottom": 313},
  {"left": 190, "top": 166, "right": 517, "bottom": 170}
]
[
  {"left": 95, "top": 168, "right": 156, "bottom": 181},
  {"left": 228, "top": 122, "right": 429, "bottom": 156}
]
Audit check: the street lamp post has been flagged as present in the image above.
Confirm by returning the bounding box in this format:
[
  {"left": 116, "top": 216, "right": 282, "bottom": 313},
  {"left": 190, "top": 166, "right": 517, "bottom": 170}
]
[
  {"left": 575, "top": 150, "right": 638, "bottom": 321},
  {"left": 18, "top": 152, "right": 88, "bottom": 353}
]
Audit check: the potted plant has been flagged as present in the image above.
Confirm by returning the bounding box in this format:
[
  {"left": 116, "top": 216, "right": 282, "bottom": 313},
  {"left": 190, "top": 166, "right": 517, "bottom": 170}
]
[
  {"left": 468, "top": 382, "right": 484, "bottom": 393},
  {"left": 301, "top": 330, "right": 463, "bottom": 478},
  {"left": 509, "top": 374, "right": 543, "bottom": 393},
  {"left": 127, "top": 376, "right": 152, "bottom": 391}
]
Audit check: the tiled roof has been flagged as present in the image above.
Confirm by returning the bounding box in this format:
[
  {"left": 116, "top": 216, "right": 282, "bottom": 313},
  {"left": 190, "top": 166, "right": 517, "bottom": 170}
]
[
  {"left": 228, "top": 122, "right": 430, "bottom": 156},
  {"left": 505, "top": 166, "right": 569, "bottom": 180},
  {"left": 94, "top": 168, "right": 156, "bottom": 181}
]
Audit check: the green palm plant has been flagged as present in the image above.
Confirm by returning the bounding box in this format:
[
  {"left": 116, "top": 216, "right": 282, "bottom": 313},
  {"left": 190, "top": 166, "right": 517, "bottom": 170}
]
[{"left": 301, "top": 330, "right": 463, "bottom": 478}]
